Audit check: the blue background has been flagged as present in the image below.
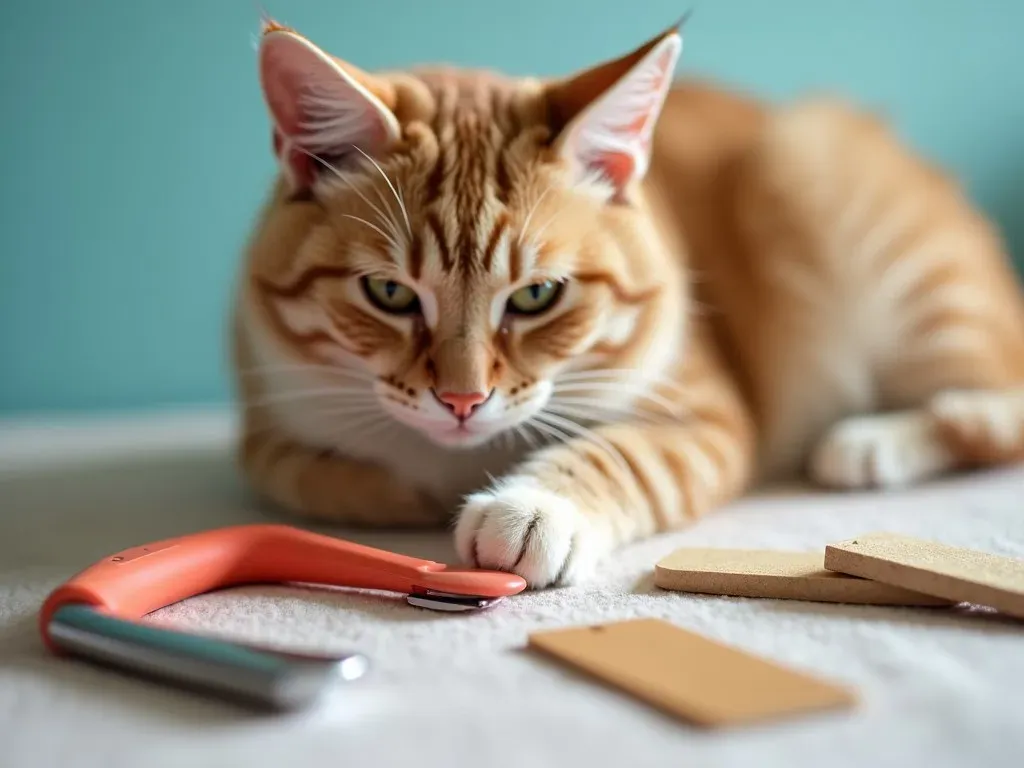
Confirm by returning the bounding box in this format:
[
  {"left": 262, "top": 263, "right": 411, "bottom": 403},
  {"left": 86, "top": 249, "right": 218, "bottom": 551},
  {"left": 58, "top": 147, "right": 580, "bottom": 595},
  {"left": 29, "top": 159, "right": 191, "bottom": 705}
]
[{"left": 2, "top": 0, "right": 1022, "bottom": 415}]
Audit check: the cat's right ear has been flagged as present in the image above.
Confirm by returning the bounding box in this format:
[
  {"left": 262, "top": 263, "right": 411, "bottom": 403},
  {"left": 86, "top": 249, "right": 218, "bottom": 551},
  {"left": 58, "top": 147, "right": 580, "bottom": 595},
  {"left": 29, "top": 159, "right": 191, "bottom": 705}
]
[
  {"left": 257, "top": 20, "right": 401, "bottom": 192},
  {"left": 545, "top": 22, "right": 682, "bottom": 202}
]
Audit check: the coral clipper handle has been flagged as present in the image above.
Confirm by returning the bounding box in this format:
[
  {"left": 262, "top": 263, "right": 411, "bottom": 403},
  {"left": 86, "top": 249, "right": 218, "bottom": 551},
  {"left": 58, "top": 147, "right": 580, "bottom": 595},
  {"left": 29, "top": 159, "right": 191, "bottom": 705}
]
[{"left": 40, "top": 523, "right": 527, "bottom": 653}]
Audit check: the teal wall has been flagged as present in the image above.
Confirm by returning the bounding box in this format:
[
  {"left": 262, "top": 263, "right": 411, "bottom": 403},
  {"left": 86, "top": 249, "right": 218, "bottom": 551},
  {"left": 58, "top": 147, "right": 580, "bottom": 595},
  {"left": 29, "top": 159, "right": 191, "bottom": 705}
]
[{"left": 2, "top": 0, "right": 1022, "bottom": 415}]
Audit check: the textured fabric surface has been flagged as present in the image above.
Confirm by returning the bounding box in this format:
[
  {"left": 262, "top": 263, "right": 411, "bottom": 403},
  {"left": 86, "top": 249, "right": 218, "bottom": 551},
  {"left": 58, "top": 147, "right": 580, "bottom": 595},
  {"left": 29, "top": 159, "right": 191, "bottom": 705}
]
[{"left": 2, "top": 411, "right": 1023, "bottom": 768}]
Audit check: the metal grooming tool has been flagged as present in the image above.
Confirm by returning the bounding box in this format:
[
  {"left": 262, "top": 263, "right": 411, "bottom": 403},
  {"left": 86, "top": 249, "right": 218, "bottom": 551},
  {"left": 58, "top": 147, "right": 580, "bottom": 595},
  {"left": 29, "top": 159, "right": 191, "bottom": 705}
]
[
  {"left": 405, "top": 589, "right": 504, "bottom": 612},
  {"left": 39, "top": 524, "right": 526, "bottom": 710}
]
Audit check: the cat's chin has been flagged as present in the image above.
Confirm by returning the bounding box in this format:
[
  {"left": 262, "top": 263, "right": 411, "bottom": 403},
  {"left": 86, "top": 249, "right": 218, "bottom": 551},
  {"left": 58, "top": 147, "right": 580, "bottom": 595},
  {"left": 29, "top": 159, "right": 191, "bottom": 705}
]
[{"left": 422, "top": 425, "right": 500, "bottom": 450}]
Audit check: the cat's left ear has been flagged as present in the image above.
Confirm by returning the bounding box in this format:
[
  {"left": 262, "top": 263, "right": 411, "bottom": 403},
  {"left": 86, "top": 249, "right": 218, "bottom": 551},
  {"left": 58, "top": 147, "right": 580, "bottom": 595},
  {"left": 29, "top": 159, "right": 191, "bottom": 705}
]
[{"left": 546, "top": 23, "right": 683, "bottom": 200}]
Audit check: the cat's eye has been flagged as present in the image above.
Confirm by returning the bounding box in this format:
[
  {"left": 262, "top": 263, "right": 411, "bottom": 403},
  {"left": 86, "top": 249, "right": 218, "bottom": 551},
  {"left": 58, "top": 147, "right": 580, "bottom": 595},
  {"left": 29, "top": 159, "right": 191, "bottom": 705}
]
[
  {"left": 362, "top": 276, "right": 420, "bottom": 314},
  {"left": 506, "top": 280, "right": 564, "bottom": 316}
]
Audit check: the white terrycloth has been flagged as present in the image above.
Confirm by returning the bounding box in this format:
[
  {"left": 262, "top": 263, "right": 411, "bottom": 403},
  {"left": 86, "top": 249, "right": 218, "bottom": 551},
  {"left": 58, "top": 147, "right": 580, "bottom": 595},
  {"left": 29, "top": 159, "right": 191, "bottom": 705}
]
[{"left": 1, "top": 410, "right": 1023, "bottom": 768}]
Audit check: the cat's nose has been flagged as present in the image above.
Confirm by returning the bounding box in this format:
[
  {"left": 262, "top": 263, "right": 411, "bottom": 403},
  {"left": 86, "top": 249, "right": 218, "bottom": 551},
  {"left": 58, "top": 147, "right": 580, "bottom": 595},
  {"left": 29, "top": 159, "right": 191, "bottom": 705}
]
[{"left": 433, "top": 389, "right": 492, "bottom": 420}]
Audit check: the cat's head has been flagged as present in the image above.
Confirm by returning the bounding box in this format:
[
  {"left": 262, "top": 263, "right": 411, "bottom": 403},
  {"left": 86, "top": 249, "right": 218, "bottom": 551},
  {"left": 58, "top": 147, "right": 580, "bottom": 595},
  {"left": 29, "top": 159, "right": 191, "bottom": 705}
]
[{"left": 244, "top": 18, "right": 688, "bottom": 448}]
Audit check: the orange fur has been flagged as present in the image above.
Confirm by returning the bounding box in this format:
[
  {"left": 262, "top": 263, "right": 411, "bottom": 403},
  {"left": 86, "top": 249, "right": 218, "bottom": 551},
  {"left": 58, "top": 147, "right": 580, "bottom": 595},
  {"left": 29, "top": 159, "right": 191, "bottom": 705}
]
[{"left": 231, "top": 22, "right": 1024, "bottom": 586}]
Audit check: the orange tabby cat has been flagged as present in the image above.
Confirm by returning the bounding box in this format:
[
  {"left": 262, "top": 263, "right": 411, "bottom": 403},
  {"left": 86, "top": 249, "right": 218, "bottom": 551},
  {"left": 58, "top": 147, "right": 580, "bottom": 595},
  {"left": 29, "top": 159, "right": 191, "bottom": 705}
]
[{"left": 232, "top": 18, "right": 1024, "bottom": 587}]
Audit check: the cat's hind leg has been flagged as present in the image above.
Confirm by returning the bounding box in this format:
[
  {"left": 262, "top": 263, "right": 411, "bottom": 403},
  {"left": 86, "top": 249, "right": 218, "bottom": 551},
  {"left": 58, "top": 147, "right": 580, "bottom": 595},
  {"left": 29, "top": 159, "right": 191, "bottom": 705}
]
[
  {"left": 929, "top": 388, "right": 1024, "bottom": 466},
  {"left": 749, "top": 98, "right": 1024, "bottom": 489},
  {"left": 808, "top": 409, "right": 956, "bottom": 489},
  {"left": 808, "top": 389, "right": 1024, "bottom": 489},
  {"left": 811, "top": 228, "right": 1024, "bottom": 490}
]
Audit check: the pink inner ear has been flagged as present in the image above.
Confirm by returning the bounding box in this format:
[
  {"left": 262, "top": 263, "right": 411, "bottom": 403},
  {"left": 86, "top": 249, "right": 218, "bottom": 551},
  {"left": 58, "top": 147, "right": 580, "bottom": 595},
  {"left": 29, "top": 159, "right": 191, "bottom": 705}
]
[
  {"left": 272, "top": 128, "right": 315, "bottom": 189},
  {"left": 260, "top": 36, "right": 325, "bottom": 187},
  {"left": 258, "top": 31, "right": 400, "bottom": 191},
  {"left": 597, "top": 151, "right": 636, "bottom": 193},
  {"left": 560, "top": 31, "right": 681, "bottom": 192},
  {"left": 260, "top": 33, "right": 326, "bottom": 138}
]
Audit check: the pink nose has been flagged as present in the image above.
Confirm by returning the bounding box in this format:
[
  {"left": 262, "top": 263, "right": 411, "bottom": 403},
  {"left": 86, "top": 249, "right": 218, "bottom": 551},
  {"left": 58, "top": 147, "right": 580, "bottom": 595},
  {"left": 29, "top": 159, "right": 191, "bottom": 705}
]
[{"left": 433, "top": 390, "right": 491, "bottom": 420}]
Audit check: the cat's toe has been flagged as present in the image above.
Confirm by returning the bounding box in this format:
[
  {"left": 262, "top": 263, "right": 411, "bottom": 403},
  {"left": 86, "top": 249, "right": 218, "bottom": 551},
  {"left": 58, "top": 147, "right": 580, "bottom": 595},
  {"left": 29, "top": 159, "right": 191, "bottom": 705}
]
[
  {"left": 808, "top": 410, "right": 955, "bottom": 489},
  {"left": 454, "top": 482, "right": 595, "bottom": 588}
]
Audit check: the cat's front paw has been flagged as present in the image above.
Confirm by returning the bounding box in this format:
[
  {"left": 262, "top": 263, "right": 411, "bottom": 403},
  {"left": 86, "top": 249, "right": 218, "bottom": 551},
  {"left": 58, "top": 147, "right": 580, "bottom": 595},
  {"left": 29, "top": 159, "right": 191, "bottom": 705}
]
[{"left": 454, "top": 480, "right": 602, "bottom": 588}]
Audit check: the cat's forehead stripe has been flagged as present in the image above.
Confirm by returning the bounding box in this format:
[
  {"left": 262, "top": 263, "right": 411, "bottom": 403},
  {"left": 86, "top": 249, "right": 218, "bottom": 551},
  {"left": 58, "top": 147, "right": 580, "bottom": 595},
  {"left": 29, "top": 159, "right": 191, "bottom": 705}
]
[
  {"left": 426, "top": 212, "right": 454, "bottom": 272},
  {"left": 509, "top": 238, "right": 524, "bottom": 283},
  {"left": 408, "top": 233, "right": 424, "bottom": 281},
  {"left": 482, "top": 213, "right": 509, "bottom": 273}
]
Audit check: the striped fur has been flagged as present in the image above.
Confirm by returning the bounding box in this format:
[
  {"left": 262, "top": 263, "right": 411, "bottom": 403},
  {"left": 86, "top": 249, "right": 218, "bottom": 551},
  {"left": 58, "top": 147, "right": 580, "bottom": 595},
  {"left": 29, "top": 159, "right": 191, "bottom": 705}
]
[{"left": 232, "top": 22, "right": 1024, "bottom": 586}]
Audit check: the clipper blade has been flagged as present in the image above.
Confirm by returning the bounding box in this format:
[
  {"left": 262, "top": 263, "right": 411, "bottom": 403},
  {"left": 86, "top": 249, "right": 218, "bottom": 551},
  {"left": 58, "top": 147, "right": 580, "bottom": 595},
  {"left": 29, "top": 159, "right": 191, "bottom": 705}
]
[{"left": 406, "top": 589, "right": 503, "bottom": 612}]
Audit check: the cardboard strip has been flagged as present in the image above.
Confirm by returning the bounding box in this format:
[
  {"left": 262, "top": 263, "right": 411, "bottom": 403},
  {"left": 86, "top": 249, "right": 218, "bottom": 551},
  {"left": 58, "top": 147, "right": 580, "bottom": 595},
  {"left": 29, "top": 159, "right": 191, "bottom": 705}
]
[
  {"left": 527, "top": 618, "right": 856, "bottom": 728},
  {"left": 654, "top": 548, "right": 951, "bottom": 606},
  {"left": 824, "top": 532, "right": 1024, "bottom": 620}
]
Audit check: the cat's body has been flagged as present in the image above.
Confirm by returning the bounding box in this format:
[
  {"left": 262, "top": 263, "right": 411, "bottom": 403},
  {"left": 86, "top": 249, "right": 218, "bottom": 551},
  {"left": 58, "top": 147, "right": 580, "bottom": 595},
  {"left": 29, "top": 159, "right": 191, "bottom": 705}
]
[{"left": 233, "top": 20, "right": 1024, "bottom": 587}]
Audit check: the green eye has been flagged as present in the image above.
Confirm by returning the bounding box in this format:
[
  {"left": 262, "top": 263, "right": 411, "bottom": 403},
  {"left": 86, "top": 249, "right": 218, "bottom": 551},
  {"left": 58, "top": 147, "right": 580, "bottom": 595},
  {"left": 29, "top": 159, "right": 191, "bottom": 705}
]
[
  {"left": 362, "top": 277, "right": 420, "bottom": 314},
  {"left": 506, "top": 280, "right": 564, "bottom": 315}
]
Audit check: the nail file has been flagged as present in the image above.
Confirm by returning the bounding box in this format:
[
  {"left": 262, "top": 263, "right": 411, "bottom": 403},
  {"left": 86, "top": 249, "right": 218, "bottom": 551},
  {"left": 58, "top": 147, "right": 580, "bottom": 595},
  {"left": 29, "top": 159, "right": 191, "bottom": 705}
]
[
  {"left": 654, "top": 547, "right": 951, "bottom": 606},
  {"left": 528, "top": 618, "right": 856, "bottom": 728},
  {"left": 824, "top": 532, "right": 1024, "bottom": 619}
]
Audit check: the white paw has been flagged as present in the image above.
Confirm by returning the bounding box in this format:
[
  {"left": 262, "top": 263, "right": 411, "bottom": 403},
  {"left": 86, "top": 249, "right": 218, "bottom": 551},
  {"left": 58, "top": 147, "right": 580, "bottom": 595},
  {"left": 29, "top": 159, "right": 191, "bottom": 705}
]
[
  {"left": 808, "top": 411, "right": 955, "bottom": 489},
  {"left": 454, "top": 480, "right": 602, "bottom": 588}
]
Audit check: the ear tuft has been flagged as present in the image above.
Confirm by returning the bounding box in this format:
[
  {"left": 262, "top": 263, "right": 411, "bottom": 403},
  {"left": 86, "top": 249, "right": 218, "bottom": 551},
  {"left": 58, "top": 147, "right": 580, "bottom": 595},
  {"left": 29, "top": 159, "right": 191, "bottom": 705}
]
[
  {"left": 548, "top": 27, "right": 682, "bottom": 200},
  {"left": 257, "top": 24, "right": 401, "bottom": 191}
]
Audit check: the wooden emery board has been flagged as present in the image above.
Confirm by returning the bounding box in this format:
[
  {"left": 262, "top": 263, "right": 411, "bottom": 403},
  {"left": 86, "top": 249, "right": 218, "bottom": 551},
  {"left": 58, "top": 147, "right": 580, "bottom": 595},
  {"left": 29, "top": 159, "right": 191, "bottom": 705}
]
[
  {"left": 654, "top": 547, "right": 951, "bottom": 606},
  {"left": 528, "top": 618, "right": 856, "bottom": 728},
  {"left": 824, "top": 532, "right": 1024, "bottom": 619}
]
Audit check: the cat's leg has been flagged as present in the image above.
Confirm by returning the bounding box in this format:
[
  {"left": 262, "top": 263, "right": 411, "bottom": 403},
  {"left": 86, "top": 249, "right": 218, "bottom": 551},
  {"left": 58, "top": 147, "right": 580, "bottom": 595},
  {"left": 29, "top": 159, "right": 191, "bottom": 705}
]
[
  {"left": 808, "top": 410, "right": 957, "bottom": 489},
  {"left": 239, "top": 423, "right": 446, "bottom": 527},
  {"left": 734, "top": 98, "right": 1024, "bottom": 489},
  {"left": 929, "top": 388, "right": 1024, "bottom": 466},
  {"left": 807, "top": 247, "right": 1024, "bottom": 490},
  {"left": 453, "top": 371, "right": 755, "bottom": 587},
  {"left": 809, "top": 390, "right": 1024, "bottom": 490}
]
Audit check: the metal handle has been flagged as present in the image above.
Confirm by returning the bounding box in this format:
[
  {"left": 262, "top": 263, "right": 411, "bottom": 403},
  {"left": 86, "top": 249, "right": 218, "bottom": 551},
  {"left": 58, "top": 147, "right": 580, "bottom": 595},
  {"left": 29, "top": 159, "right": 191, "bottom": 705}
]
[{"left": 47, "top": 604, "right": 368, "bottom": 711}]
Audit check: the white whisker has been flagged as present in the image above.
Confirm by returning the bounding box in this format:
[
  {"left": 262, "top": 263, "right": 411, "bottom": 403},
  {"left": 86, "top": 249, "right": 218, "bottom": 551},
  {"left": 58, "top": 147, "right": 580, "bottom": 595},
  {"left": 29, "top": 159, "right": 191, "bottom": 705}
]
[
  {"left": 555, "top": 368, "right": 687, "bottom": 395},
  {"left": 518, "top": 183, "right": 555, "bottom": 246},
  {"left": 237, "top": 363, "right": 376, "bottom": 381},
  {"left": 529, "top": 207, "right": 561, "bottom": 246},
  {"left": 515, "top": 423, "right": 540, "bottom": 450},
  {"left": 241, "top": 403, "right": 384, "bottom": 441},
  {"left": 555, "top": 368, "right": 649, "bottom": 381},
  {"left": 333, "top": 411, "right": 390, "bottom": 437},
  {"left": 351, "top": 145, "right": 412, "bottom": 238},
  {"left": 544, "top": 402, "right": 656, "bottom": 426},
  {"left": 548, "top": 394, "right": 653, "bottom": 411},
  {"left": 528, "top": 416, "right": 574, "bottom": 447},
  {"left": 340, "top": 214, "right": 400, "bottom": 251},
  {"left": 550, "top": 383, "right": 679, "bottom": 415},
  {"left": 547, "top": 396, "right": 673, "bottom": 423},
  {"left": 293, "top": 146, "right": 405, "bottom": 246},
  {"left": 244, "top": 387, "right": 377, "bottom": 410},
  {"left": 246, "top": 405, "right": 381, "bottom": 425},
  {"left": 348, "top": 415, "right": 397, "bottom": 442},
  {"left": 534, "top": 411, "right": 633, "bottom": 480}
]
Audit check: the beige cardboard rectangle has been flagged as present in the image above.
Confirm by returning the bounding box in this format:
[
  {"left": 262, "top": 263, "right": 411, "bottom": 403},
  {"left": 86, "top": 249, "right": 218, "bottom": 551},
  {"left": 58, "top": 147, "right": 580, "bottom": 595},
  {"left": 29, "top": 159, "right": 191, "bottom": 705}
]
[
  {"left": 655, "top": 548, "right": 951, "bottom": 606},
  {"left": 528, "top": 618, "right": 856, "bottom": 728},
  {"left": 824, "top": 532, "right": 1024, "bottom": 619}
]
